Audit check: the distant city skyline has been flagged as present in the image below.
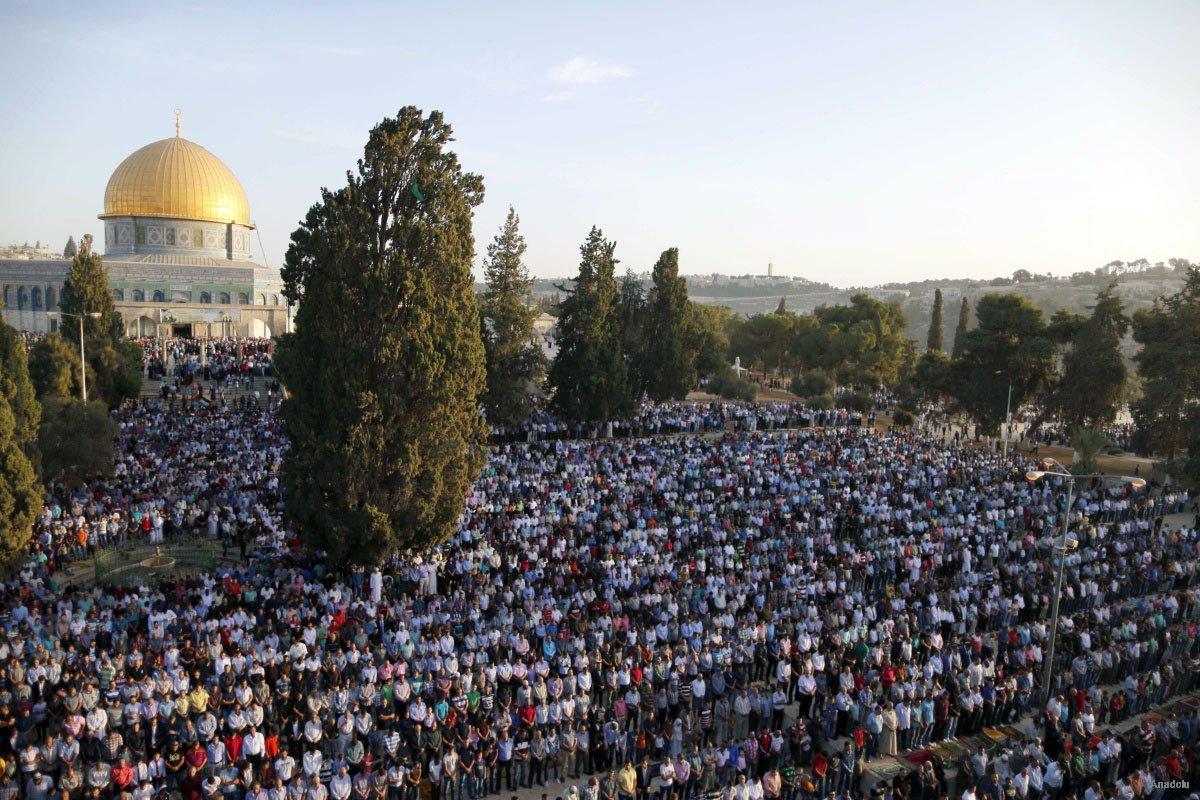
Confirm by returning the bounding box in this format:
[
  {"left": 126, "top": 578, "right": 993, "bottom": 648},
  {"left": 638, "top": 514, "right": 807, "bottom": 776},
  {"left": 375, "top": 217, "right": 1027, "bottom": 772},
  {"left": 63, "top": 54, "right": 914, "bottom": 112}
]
[{"left": 1, "top": 1, "right": 1198, "bottom": 288}]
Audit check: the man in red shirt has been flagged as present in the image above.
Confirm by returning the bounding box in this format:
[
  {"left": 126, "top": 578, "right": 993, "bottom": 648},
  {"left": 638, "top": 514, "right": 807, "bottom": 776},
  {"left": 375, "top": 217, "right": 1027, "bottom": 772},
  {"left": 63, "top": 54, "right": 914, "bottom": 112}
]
[{"left": 111, "top": 757, "right": 135, "bottom": 791}]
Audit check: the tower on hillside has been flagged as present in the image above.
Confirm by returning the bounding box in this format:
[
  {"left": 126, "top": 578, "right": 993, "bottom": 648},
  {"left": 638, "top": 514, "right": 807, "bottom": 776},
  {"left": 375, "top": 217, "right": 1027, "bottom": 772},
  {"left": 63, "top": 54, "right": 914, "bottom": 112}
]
[{"left": 767, "top": 261, "right": 774, "bottom": 277}]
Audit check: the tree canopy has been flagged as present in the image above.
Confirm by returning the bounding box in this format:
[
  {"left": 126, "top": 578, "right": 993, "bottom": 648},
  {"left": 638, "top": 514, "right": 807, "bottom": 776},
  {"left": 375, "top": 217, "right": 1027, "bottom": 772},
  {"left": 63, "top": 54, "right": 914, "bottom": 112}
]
[
  {"left": 927, "top": 288, "right": 944, "bottom": 352},
  {"left": 949, "top": 293, "right": 1055, "bottom": 434},
  {"left": 0, "top": 390, "right": 39, "bottom": 575},
  {"left": 643, "top": 248, "right": 698, "bottom": 401},
  {"left": 951, "top": 297, "right": 970, "bottom": 358},
  {"left": 1131, "top": 268, "right": 1200, "bottom": 460},
  {"left": 1047, "top": 284, "right": 1128, "bottom": 431},
  {"left": 37, "top": 397, "right": 115, "bottom": 488},
  {"left": 480, "top": 207, "right": 544, "bottom": 428},
  {"left": 548, "top": 227, "right": 634, "bottom": 423},
  {"left": 275, "top": 106, "right": 487, "bottom": 566},
  {"left": 0, "top": 322, "right": 40, "bottom": 466}
]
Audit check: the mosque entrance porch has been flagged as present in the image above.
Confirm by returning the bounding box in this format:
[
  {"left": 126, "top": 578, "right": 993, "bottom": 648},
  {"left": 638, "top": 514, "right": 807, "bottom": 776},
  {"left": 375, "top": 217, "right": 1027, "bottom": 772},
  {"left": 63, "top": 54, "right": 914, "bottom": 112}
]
[{"left": 170, "top": 323, "right": 194, "bottom": 338}]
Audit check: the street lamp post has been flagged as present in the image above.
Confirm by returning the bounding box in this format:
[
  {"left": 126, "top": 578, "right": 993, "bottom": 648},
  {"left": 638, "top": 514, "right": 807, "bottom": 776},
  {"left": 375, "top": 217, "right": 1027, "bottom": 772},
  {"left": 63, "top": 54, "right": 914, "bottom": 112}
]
[
  {"left": 1027, "top": 457, "right": 1145, "bottom": 708},
  {"left": 47, "top": 311, "right": 102, "bottom": 403}
]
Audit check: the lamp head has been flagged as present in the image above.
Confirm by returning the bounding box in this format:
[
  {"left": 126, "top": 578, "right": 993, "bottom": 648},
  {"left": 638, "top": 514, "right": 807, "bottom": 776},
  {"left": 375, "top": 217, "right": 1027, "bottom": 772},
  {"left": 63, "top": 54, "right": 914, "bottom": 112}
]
[{"left": 1026, "top": 471, "right": 1046, "bottom": 482}]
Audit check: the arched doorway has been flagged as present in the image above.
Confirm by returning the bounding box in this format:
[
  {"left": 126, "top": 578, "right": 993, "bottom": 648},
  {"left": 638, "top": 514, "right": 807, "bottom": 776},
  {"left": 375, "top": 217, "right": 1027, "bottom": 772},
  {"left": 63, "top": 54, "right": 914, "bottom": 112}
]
[{"left": 248, "top": 318, "right": 272, "bottom": 338}]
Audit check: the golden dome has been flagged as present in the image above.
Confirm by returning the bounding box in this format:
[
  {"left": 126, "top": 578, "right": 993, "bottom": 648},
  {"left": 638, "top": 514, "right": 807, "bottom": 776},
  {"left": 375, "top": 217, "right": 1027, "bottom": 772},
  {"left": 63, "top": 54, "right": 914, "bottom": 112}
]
[{"left": 100, "top": 135, "right": 252, "bottom": 227}]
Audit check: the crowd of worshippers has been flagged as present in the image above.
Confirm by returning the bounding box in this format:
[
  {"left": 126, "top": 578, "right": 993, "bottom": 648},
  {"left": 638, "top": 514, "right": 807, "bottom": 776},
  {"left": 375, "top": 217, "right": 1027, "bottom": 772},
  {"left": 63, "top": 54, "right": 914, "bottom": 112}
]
[
  {"left": 138, "top": 339, "right": 274, "bottom": 383},
  {"left": 5, "top": 396, "right": 1200, "bottom": 800},
  {"left": 490, "top": 403, "right": 872, "bottom": 443}
]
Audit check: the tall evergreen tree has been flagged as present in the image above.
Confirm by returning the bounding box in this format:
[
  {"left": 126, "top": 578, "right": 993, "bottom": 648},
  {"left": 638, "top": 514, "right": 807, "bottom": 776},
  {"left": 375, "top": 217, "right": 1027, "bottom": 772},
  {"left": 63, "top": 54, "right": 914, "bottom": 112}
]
[
  {"left": 1131, "top": 268, "right": 1200, "bottom": 460},
  {"left": 776, "top": 296, "right": 788, "bottom": 315},
  {"left": 55, "top": 235, "right": 141, "bottom": 407},
  {"left": 0, "top": 390, "right": 40, "bottom": 575},
  {"left": 951, "top": 297, "right": 970, "bottom": 358},
  {"left": 0, "top": 322, "right": 40, "bottom": 465},
  {"left": 275, "top": 107, "right": 487, "bottom": 566},
  {"left": 643, "top": 248, "right": 697, "bottom": 401},
  {"left": 62, "top": 236, "right": 76, "bottom": 258},
  {"left": 1048, "top": 284, "right": 1128, "bottom": 431},
  {"left": 616, "top": 270, "right": 648, "bottom": 399},
  {"left": 480, "top": 207, "right": 544, "bottom": 427},
  {"left": 927, "top": 289, "right": 944, "bottom": 352},
  {"left": 59, "top": 234, "right": 121, "bottom": 342},
  {"left": 548, "top": 227, "right": 633, "bottom": 423}
]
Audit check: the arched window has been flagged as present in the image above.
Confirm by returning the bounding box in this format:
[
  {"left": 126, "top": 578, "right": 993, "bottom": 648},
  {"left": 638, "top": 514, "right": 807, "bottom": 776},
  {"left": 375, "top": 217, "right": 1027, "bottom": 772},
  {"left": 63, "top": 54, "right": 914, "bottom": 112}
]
[
  {"left": 237, "top": 292, "right": 249, "bottom": 305},
  {"left": 271, "top": 293, "right": 280, "bottom": 306},
  {"left": 132, "top": 289, "right": 145, "bottom": 302},
  {"left": 152, "top": 290, "right": 166, "bottom": 302},
  {"left": 114, "top": 289, "right": 124, "bottom": 301},
  {"left": 46, "top": 286, "right": 55, "bottom": 308},
  {"left": 2, "top": 286, "right": 9, "bottom": 308},
  {"left": 17, "top": 287, "right": 28, "bottom": 310},
  {"left": 30, "top": 287, "right": 42, "bottom": 309},
  {"left": 199, "top": 291, "right": 212, "bottom": 304},
  {"left": 256, "top": 293, "right": 267, "bottom": 306},
  {"left": 219, "top": 292, "right": 231, "bottom": 304}
]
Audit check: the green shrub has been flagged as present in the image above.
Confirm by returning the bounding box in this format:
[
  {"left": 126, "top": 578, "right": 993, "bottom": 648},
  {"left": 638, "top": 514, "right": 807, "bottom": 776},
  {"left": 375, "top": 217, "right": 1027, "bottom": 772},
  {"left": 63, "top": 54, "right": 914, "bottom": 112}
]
[
  {"left": 892, "top": 409, "right": 914, "bottom": 427},
  {"left": 807, "top": 393, "right": 834, "bottom": 410},
  {"left": 707, "top": 367, "right": 756, "bottom": 402},
  {"left": 837, "top": 390, "right": 874, "bottom": 413},
  {"left": 790, "top": 369, "right": 835, "bottom": 398}
]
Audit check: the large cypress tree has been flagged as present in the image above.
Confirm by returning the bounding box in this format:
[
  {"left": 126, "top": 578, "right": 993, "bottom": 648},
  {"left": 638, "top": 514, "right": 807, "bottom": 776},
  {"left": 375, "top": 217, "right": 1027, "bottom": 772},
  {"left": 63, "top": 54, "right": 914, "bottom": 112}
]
[
  {"left": 951, "top": 297, "right": 970, "bottom": 358},
  {"left": 644, "top": 247, "right": 697, "bottom": 401},
  {"left": 548, "top": 227, "right": 633, "bottom": 423},
  {"left": 275, "top": 107, "right": 487, "bottom": 566},
  {"left": 927, "top": 288, "right": 944, "bottom": 352},
  {"left": 480, "top": 207, "right": 544, "bottom": 428},
  {"left": 0, "top": 390, "right": 40, "bottom": 575}
]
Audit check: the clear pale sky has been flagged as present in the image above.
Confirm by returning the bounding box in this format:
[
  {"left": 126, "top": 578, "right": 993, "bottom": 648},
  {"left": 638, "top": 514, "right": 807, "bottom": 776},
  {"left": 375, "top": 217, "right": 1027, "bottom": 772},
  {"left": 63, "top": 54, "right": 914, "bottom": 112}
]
[{"left": 1, "top": 0, "right": 1197, "bottom": 286}]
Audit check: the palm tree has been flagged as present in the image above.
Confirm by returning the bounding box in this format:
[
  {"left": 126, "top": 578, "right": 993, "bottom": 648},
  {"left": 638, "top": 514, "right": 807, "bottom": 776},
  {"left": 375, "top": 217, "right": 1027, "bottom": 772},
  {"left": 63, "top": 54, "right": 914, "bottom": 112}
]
[{"left": 1071, "top": 426, "right": 1112, "bottom": 475}]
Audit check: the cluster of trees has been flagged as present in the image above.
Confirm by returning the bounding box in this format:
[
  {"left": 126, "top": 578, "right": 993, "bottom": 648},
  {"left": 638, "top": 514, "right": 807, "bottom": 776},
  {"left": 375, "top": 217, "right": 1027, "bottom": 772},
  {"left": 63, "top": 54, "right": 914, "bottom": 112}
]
[
  {"left": 527, "top": 232, "right": 734, "bottom": 423},
  {"left": 0, "top": 237, "right": 130, "bottom": 570},
  {"left": 28, "top": 237, "right": 143, "bottom": 409},
  {"left": 722, "top": 292, "right": 910, "bottom": 407},
  {"left": 912, "top": 272, "right": 1200, "bottom": 476},
  {"left": 1131, "top": 269, "right": 1200, "bottom": 479},
  {"left": 272, "top": 106, "right": 1200, "bottom": 568}
]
